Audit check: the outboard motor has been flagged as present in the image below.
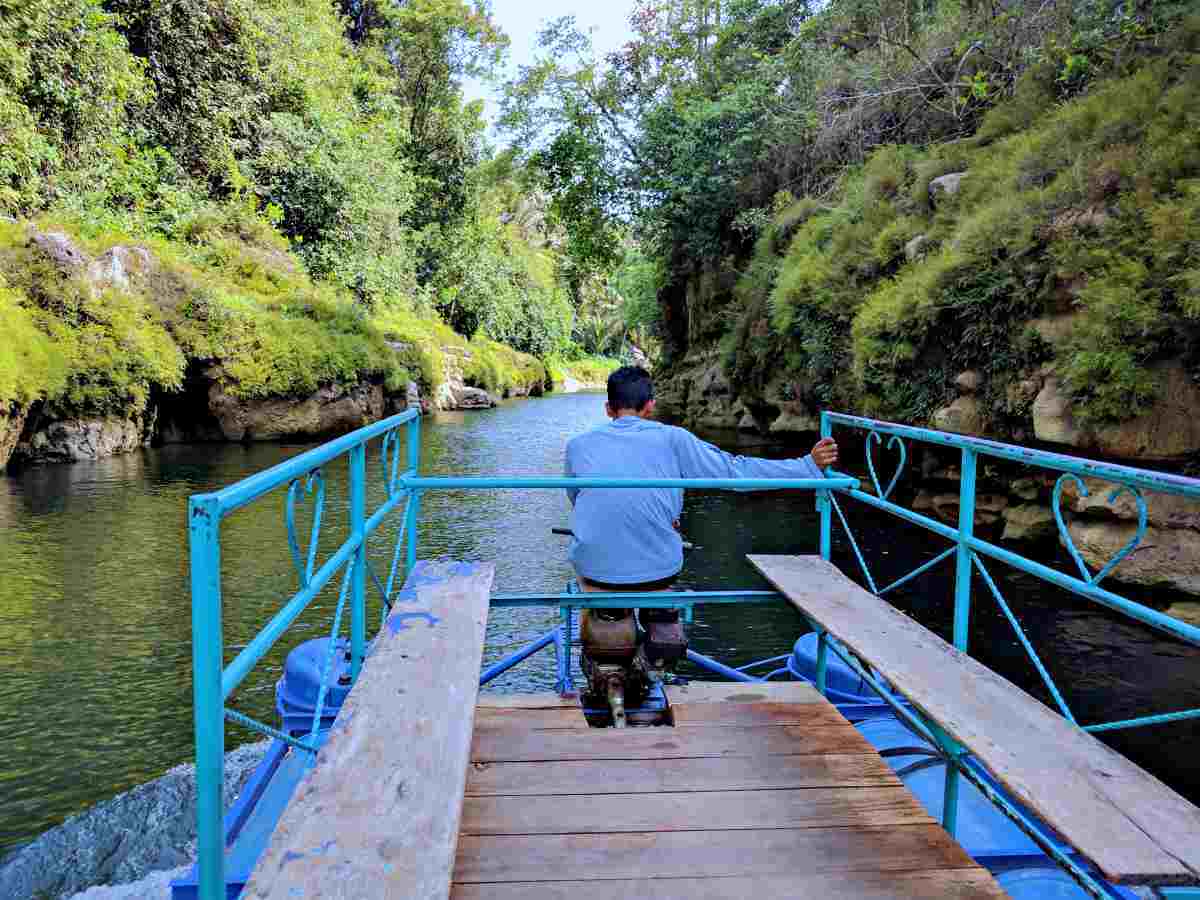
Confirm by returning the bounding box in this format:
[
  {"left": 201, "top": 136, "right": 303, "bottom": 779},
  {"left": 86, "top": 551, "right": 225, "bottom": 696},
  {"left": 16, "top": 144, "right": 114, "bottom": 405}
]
[
  {"left": 557, "top": 527, "right": 689, "bottom": 727},
  {"left": 580, "top": 608, "right": 641, "bottom": 728},
  {"left": 580, "top": 607, "right": 687, "bottom": 728}
]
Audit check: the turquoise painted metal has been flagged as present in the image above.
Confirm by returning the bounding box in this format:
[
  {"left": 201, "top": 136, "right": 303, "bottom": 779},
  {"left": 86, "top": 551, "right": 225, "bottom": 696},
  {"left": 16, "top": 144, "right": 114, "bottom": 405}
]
[
  {"left": 186, "top": 407, "right": 1200, "bottom": 899},
  {"left": 953, "top": 447, "right": 977, "bottom": 651}
]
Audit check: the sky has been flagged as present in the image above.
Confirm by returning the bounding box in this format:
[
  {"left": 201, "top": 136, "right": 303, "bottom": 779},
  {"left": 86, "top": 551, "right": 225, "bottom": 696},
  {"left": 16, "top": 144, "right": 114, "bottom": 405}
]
[{"left": 461, "top": 0, "right": 639, "bottom": 135}]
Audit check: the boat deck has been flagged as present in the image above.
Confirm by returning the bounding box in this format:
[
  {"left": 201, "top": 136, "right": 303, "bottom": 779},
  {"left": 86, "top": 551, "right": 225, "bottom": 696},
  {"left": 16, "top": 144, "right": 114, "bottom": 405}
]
[{"left": 454, "top": 683, "right": 1004, "bottom": 899}]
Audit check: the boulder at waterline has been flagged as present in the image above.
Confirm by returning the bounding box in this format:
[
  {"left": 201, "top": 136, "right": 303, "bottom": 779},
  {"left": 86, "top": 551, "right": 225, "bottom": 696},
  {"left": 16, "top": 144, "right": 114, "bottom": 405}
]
[
  {"left": 1002, "top": 503, "right": 1058, "bottom": 543},
  {"left": 0, "top": 741, "right": 270, "bottom": 900},
  {"left": 14, "top": 415, "right": 149, "bottom": 465}
]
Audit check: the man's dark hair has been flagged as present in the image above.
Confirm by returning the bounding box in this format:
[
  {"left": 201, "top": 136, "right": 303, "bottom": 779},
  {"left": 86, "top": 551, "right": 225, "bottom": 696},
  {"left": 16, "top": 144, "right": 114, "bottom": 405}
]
[{"left": 607, "top": 366, "right": 654, "bottom": 412}]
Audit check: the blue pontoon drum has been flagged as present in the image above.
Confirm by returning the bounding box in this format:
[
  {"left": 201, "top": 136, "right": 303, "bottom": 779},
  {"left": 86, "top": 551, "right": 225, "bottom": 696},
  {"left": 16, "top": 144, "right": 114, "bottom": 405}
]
[
  {"left": 275, "top": 636, "right": 353, "bottom": 736},
  {"left": 787, "top": 630, "right": 888, "bottom": 705}
]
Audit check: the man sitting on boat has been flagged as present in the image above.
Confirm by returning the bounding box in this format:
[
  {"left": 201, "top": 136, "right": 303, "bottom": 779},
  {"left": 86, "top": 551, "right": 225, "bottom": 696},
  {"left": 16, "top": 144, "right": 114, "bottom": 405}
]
[{"left": 564, "top": 365, "right": 838, "bottom": 721}]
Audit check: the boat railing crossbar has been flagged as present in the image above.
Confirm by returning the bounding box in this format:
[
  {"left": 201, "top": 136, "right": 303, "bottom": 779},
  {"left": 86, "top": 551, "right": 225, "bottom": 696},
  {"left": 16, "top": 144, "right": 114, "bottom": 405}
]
[{"left": 186, "top": 407, "right": 1200, "bottom": 900}]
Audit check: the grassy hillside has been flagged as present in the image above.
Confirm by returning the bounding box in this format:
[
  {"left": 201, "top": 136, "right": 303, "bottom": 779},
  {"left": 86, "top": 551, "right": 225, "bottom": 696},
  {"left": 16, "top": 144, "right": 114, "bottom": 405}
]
[
  {"left": 0, "top": 209, "right": 553, "bottom": 420},
  {"left": 722, "top": 17, "right": 1200, "bottom": 431}
]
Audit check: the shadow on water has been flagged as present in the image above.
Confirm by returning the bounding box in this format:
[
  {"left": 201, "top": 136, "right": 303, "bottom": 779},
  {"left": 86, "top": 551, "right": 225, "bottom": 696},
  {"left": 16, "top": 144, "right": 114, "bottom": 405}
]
[{"left": 1, "top": 391, "right": 1199, "bottom": 853}]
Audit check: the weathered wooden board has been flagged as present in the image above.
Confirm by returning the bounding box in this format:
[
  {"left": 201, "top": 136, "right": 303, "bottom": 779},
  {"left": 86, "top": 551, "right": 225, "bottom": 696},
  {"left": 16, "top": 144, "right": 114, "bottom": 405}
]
[
  {"left": 666, "top": 681, "right": 823, "bottom": 705},
  {"left": 671, "top": 700, "right": 828, "bottom": 726},
  {"left": 461, "top": 786, "right": 933, "bottom": 835},
  {"left": 243, "top": 561, "right": 495, "bottom": 900},
  {"left": 453, "top": 824, "right": 978, "bottom": 883},
  {"left": 476, "top": 693, "right": 582, "bottom": 709},
  {"left": 749, "top": 553, "right": 1200, "bottom": 885},
  {"left": 474, "top": 707, "right": 589, "bottom": 730},
  {"left": 467, "top": 753, "right": 895, "bottom": 796},
  {"left": 451, "top": 869, "right": 1007, "bottom": 900},
  {"left": 471, "top": 716, "right": 849, "bottom": 762}
]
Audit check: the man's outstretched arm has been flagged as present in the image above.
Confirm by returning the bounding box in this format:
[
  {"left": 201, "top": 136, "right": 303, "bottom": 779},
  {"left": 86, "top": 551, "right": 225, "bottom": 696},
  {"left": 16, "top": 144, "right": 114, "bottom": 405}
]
[{"left": 673, "top": 429, "right": 838, "bottom": 483}]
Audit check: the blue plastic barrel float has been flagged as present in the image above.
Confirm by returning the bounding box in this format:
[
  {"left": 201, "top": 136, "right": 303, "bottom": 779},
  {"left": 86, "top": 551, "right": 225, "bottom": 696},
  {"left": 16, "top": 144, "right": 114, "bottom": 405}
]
[
  {"left": 275, "top": 636, "right": 353, "bottom": 735},
  {"left": 787, "top": 631, "right": 891, "bottom": 706},
  {"left": 855, "top": 710, "right": 1138, "bottom": 898}
]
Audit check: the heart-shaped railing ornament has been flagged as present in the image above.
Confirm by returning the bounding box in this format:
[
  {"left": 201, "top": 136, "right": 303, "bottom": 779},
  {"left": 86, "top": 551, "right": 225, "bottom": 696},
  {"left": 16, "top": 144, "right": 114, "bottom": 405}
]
[
  {"left": 286, "top": 469, "right": 325, "bottom": 588},
  {"left": 1052, "top": 473, "right": 1148, "bottom": 586},
  {"left": 381, "top": 426, "right": 404, "bottom": 498},
  {"left": 866, "top": 431, "right": 907, "bottom": 501}
]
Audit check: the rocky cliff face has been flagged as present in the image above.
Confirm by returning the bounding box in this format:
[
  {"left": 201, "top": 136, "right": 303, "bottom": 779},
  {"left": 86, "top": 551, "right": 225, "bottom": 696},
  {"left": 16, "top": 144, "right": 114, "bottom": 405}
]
[
  {"left": 660, "top": 256, "right": 1200, "bottom": 599},
  {"left": 10, "top": 409, "right": 153, "bottom": 466},
  {"left": 155, "top": 364, "right": 393, "bottom": 445}
]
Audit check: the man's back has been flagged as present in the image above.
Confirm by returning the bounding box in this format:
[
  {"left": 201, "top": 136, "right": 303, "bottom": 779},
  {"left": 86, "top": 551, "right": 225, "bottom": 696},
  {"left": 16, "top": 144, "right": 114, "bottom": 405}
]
[
  {"left": 565, "top": 416, "right": 687, "bottom": 585},
  {"left": 565, "top": 415, "right": 824, "bottom": 585}
]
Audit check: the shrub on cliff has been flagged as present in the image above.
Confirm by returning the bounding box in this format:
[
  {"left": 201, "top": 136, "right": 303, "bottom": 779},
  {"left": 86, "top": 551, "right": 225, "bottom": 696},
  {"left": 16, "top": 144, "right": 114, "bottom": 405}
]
[
  {"left": 725, "top": 15, "right": 1200, "bottom": 427},
  {"left": 0, "top": 287, "right": 68, "bottom": 408},
  {"left": 0, "top": 215, "right": 410, "bottom": 417},
  {"left": 373, "top": 305, "right": 549, "bottom": 398}
]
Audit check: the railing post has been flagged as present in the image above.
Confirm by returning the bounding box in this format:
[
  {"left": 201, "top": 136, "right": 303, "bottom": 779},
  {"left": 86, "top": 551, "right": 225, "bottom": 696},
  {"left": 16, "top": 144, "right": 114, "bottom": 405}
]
[
  {"left": 349, "top": 443, "right": 367, "bottom": 681},
  {"left": 555, "top": 605, "right": 574, "bottom": 695},
  {"left": 405, "top": 490, "right": 422, "bottom": 573},
  {"left": 189, "top": 494, "right": 225, "bottom": 900},
  {"left": 928, "top": 720, "right": 964, "bottom": 839},
  {"left": 818, "top": 411, "right": 832, "bottom": 560},
  {"left": 953, "top": 448, "right": 977, "bottom": 651},
  {"left": 405, "top": 413, "right": 422, "bottom": 573},
  {"left": 407, "top": 411, "right": 421, "bottom": 474}
]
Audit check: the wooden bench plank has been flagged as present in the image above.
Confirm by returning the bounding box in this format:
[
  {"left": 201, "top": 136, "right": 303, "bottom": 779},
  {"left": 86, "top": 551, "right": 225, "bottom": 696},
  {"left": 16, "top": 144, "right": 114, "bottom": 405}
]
[
  {"left": 749, "top": 553, "right": 1200, "bottom": 885},
  {"left": 467, "top": 753, "right": 896, "bottom": 796},
  {"left": 471, "top": 715, "right": 850, "bottom": 762},
  {"left": 461, "top": 786, "right": 934, "bottom": 835},
  {"left": 242, "top": 561, "right": 495, "bottom": 900},
  {"left": 451, "top": 869, "right": 1007, "bottom": 899},
  {"left": 453, "top": 825, "right": 979, "bottom": 883}
]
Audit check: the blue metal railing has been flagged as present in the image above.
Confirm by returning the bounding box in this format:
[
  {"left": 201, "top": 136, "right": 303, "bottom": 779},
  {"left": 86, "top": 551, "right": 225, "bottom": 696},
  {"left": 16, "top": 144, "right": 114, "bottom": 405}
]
[
  {"left": 809, "top": 410, "right": 1200, "bottom": 899},
  {"left": 185, "top": 407, "right": 1200, "bottom": 900},
  {"left": 186, "top": 408, "right": 854, "bottom": 900}
]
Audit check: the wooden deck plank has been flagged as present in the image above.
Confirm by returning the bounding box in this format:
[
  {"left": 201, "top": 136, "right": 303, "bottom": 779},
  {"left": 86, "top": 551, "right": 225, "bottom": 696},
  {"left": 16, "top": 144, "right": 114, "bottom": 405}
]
[
  {"left": 472, "top": 716, "right": 850, "bottom": 762},
  {"left": 451, "top": 869, "right": 1007, "bottom": 900},
  {"left": 475, "top": 707, "right": 589, "bottom": 730},
  {"left": 453, "top": 825, "right": 979, "bottom": 883},
  {"left": 461, "top": 786, "right": 934, "bottom": 835},
  {"left": 467, "top": 753, "right": 896, "bottom": 796},
  {"left": 671, "top": 700, "right": 828, "bottom": 726},
  {"left": 477, "top": 693, "right": 583, "bottom": 709},
  {"left": 243, "top": 561, "right": 495, "bottom": 900},
  {"left": 749, "top": 553, "right": 1200, "bottom": 885},
  {"left": 665, "top": 681, "right": 823, "bottom": 705}
]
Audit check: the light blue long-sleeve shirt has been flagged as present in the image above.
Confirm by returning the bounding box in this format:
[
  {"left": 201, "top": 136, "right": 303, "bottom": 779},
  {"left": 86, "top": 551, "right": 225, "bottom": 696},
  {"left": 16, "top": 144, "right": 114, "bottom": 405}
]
[{"left": 564, "top": 416, "right": 824, "bottom": 584}]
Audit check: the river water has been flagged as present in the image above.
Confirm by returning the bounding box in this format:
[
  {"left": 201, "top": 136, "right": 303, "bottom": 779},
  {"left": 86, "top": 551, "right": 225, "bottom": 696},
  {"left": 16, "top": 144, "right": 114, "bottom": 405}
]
[{"left": 2, "top": 391, "right": 1200, "bottom": 855}]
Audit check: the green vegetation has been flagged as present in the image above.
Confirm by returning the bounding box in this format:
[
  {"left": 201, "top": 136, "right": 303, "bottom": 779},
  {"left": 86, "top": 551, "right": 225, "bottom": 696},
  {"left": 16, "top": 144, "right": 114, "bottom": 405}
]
[
  {"left": 1, "top": 0, "right": 621, "bottom": 428},
  {"left": 0, "top": 286, "right": 67, "bottom": 408},
  {"left": 760, "top": 19, "right": 1200, "bottom": 425},
  {"left": 504, "top": 0, "right": 1200, "bottom": 431},
  {"left": 546, "top": 355, "right": 620, "bottom": 388}
]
